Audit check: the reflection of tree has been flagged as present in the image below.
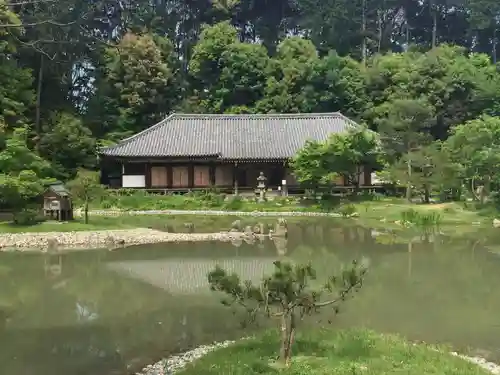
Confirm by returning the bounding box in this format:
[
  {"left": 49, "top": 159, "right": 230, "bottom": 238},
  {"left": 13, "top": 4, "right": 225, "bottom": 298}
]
[
  {"left": 273, "top": 236, "right": 288, "bottom": 256},
  {"left": 44, "top": 254, "right": 62, "bottom": 278},
  {"left": 329, "top": 238, "right": 500, "bottom": 358}
]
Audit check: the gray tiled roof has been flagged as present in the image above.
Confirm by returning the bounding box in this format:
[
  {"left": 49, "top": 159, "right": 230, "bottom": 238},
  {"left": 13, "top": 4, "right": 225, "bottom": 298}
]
[
  {"left": 47, "top": 182, "right": 70, "bottom": 196},
  {"left": 100, "top": 113, "right": 358, "bottom": 159}
]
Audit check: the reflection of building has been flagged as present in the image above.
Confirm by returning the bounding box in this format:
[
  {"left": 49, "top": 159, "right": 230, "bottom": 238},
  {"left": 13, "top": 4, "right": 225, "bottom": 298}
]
[{"left": 107, "top": 258, "right": 276, "bottom": 294}]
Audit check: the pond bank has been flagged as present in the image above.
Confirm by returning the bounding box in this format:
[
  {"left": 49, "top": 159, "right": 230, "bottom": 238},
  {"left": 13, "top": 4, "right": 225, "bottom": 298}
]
[
  {"left": 135, "top": 332, "right": 500, "bottom": 375},
  {"left": 77, "top": 209, "right": 341, "bottom": 217},
  {"left": 0, "top": 228, "right": 245, "bottom": 251}
]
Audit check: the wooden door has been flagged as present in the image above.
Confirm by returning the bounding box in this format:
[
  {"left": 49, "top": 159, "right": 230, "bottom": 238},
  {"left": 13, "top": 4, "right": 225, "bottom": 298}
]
[
  {"left": 151, "top": 166, "right": 168, "bottom": 187},
  {"left": 172, "top": 166, "right": 189, "bottom": 187},
  {"left": 215, "top": 165, "right": 233, "bottom": 186},
  {"left": 194, "top": 166, "right": 210, "bottom": 187}
]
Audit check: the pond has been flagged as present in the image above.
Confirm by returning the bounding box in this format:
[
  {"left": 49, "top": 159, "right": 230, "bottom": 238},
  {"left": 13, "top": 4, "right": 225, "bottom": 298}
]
[{"left": 2, "top": 218, "right": 500, "bottom": 375}]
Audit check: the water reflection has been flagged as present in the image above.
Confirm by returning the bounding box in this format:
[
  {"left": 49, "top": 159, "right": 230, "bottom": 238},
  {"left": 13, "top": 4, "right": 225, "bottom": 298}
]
[{"left": 1, "top": 220, "right": 500, "bottom": 375}]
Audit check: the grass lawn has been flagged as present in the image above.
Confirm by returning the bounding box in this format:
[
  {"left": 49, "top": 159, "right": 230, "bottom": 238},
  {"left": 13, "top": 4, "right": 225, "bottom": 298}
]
[
  {"left": 0, "top": 217, "right": 137, "bottom": 233},
  {"left": 0, "top": 198, "right": 492, "bottom": 234},
  {"left": 351, "top": 198, "right": 489, "bottom": 232},
  {"left": 91, "top": 192, "right": 320, "bottom": 212},
  {"left": 0, "top": 214, "right": 290, "bottom": 233},
  {"left": 177, "top": 328, "right": 490, "bottom": 375}
]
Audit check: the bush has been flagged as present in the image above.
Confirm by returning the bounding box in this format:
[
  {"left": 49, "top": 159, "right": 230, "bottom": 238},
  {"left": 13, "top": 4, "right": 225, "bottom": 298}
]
[
  {"left": 12, "top": 208, "right": 44, "bottom": 225},
  {"left": 187, "top": 190, "right": 226, "bottom": 208},
  {"left": 318, "top": 193, "right": 341, "bottom": 211},
  {"left": 223, "top": 195, "right": 244, "bottom": 210},
  {"left": 338, "top": 203, "right": 357, "bottom": 217},
  {"left": 400, "top": 209, "right": 441, "bottom": 227}
]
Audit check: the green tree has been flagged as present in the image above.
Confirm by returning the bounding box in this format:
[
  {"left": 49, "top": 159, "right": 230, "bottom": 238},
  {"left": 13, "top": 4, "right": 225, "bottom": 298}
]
[
  {"left": 0, "top": 127, "right": 52, "bottom": 177},
  {"left": 0, "top": 127, "right": 53, "bottom": 219},
  {"left": 0, "top": 1, "right": 34, "bottom": 130},
  {"left": 188, "top": 22, "right": 239, "bottom": 112},
  {"left": 388, "top": 141, "right": 462, "bottom": 203},
  {"left": 311, "top": 51, "right": 368, "bottom": 118},
  {"left": 291, "top": 129, "right": 380, "bottom": 192},
  {"left": 446, "top": 115, "right": 500, "bottom": 203},
  {"left": 364, "top": 46, "right": 500, "bottom": 139},
  {"left": 188, "top": 23, "right": 270, "bottom": 112},
  {"left": 374, "top": 98, "right": 436, "bottom": 200},
  {"left": 468, "top": 0, "right": 500, "bottom": 63},
  {"left": 88, "top": 32, "right": 179, "bottom": 138},
  {"left": 256, "top": 37, "right": 320, "bottom": 113},
  {"left": 0, "top": 171, "right": 44, "bottom": 222},
  {"left": 38, "top": 112, "right": 96, "bottom": 180},
  {"left": 67, "top": 169, "right": 105, "bottom": 224},
  {"left": 208, "top": 259, "right": 367, "bottom": 366}
]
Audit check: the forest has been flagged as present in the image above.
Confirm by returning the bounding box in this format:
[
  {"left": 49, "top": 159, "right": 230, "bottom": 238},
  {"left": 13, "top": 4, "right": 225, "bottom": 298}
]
[{"left": 2, "top": 0, "right": 500, "bottom": 212}]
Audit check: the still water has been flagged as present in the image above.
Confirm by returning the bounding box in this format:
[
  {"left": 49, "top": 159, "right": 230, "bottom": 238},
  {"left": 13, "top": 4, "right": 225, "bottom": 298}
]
[{"left": 2, "top": 218, "right": 500, "bottom": 375}]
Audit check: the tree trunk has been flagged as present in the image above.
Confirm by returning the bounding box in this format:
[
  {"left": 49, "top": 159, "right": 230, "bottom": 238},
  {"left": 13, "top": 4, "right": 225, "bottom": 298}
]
[
  {"left": 284, "top": 312, "right": 296, "bottom": 367},
  {"left": 431, "top": 4, "right": 437, "bottom": 48},
  {"left": 35, "top": 54, "right": 44, "bottom": 147},
  {"left": 406, "top": 157, "right": 412, "bottom": 202},
  {"left": 405, "top": 11, "right": 410, "bottom": 49},
  {"left": 361, "top": 0, "right": 367, "bottom": 65},
  {"left": 493, "top": 24, "right": 497, "bottom": 64},
  {"left": 84, "top": 199, "right": 89, "bottom": 224},
  {"left": 480, "top": 176, "right": 491, "bottom": 205},
  {"left": 279, "top": 313, "right": 288, "bottom": 364},
  {"left": 377, "top": 9, "right": 382, "bottom": 53},
  {"left": 424, "top": 185, "right": 430, "bottom": 203}
]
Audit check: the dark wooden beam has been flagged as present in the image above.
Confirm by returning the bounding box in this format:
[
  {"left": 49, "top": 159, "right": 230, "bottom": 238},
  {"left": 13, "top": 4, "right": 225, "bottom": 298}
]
[
  {"left": 209, "top": 163, "right": 216, "bottom": 186},
  {"left": 145, "top": 163, "right": 152, "bottom": 188},
  {"left": 188, "top": 164, "right": 194, "bottom": 188},
  {"left": 167, "top": 165, "right": 173, "bottom": 188}
]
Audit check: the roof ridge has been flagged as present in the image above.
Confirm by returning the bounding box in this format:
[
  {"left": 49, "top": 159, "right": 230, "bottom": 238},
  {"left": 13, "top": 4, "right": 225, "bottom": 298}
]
[{"left": 173, "top": 112, "right": 344, "bottom": 118}]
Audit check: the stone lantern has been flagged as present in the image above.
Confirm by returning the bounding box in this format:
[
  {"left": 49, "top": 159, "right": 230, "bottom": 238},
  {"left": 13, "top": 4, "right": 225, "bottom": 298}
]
[{"left": 256, "top": 171, "right": 267, "bottom": 202}]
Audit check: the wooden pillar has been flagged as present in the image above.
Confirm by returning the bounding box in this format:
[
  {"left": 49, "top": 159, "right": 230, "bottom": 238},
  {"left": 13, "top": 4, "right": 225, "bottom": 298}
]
[
  {"left": 188, "top": 164, "right": 194, "bottom": 188},
  {"left": 209, "top": 163, "right": 216, "bottom": 186},
  {"left": 364, "top": 166, "right": 372, "bottom": 186},
  {"left": 233, "top": 162, "right": 239, "bottom": 195},
  {"left": 167, "top": 165, "right": 173, "bottom": 188},
  {"left": 99, "top": 158, "right": 107, "bottom": 185},
  {"left": 120, "top": 162, "right": 125, "bottom": 188},
  {"left": 145, "top": 163, "right": 152, "bottom": 189}
]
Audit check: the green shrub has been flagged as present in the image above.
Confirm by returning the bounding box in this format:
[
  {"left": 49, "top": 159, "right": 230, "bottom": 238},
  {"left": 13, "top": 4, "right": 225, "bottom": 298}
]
[
  {"left": 223, "top": 195, "right": 244, "bottom": 210},
  {"left": 400, "top": 209, "right": 441, "bottom": 227},
  {"left": 338, "top": 203, "right": 357, "bottom": 217},
  {"left": 318, "top": 193, "right": 341, "bottom": 211},
  {"left": 12, "top": 208, "right": 44, "bottom": 225}
]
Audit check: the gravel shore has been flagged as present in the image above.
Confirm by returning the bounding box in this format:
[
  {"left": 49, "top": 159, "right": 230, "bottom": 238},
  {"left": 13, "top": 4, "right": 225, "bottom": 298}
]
[
  {"left": 135, "top": 339, "right": 500, "bottom": 375},
  {"left": 0, "top": 228, "right": 243, "bottom": 251},
  {"left": 136, "top": 340, "right": 237, "bottom": 375},
  {"left": 450, "top": 352, "right": 500, "bottom": 374},
  {"left": 76, "top": 208, "right": 342, "bottom": 217}
]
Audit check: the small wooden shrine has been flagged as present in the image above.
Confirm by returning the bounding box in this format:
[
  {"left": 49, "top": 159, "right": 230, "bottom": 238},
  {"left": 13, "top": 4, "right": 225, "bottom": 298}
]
[{"left": 43, "top": 182, "right": 73, "bottom": 221}]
